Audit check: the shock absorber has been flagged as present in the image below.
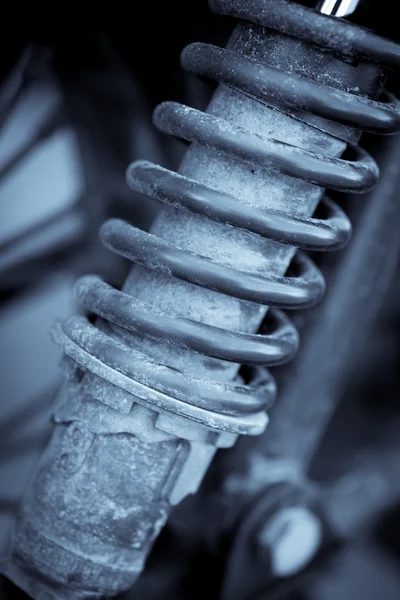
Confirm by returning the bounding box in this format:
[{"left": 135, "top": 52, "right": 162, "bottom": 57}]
[{"left": 4, "top": 1, "right": 400, "bottom": 598}]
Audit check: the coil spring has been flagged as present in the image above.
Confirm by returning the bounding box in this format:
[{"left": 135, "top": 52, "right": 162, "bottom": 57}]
[{"left": 53, "top": 0, "right": 400, "bottom": 436}]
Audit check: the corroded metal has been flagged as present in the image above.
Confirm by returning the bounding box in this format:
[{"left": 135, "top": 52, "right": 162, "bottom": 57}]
[{"left": 4, "top": 1, "right": 398, "bottom": 598}]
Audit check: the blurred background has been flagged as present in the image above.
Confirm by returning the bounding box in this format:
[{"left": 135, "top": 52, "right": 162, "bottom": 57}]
[{"left": 0, "top": 1, "right": 399, "bottom": 599}]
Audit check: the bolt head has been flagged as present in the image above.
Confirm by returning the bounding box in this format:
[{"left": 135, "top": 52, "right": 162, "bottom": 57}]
[{"left": 257, "top": 506, "right": 322, "bottom": 577}]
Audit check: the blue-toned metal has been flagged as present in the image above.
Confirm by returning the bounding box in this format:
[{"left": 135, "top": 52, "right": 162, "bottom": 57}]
[
  {"left": 316, "top": 0, "right": 360, "bottom": 17},
  {"left": 4, "top": 1, "right": 400, "bottom": 599}
]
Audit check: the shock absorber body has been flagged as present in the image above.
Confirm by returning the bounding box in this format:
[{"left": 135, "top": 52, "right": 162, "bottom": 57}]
[{"left": 4, "top": 1, "right": 400, "bottom": 599}]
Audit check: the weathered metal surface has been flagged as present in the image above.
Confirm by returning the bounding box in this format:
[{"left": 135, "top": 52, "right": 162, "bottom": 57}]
[{"left": 4, "top": 2, "right": 390, "bottom": 598}]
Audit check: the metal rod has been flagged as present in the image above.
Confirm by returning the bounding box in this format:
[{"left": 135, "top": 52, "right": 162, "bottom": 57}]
[
  {"left": 259, "top": 133, "right": 400, "bottom": 467},
  {"left": 316, "top": 0, "right": 361, "bottom": 17}
]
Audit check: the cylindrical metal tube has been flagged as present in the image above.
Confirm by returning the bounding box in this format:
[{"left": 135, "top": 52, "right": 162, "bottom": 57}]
[
  {"left": 316, "top": 0, "right": 360, "bottom": 17},
  {"left": 4, "top": 4, "right": 385, "bottom": 599}
]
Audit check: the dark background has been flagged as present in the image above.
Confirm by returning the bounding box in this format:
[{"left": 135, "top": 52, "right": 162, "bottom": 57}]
[{"left": 2, "top": 0, "right": 400, "bottom": 105}]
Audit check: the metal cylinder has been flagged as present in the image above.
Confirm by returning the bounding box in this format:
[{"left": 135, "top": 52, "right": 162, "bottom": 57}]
[
  {"left": 316, "top": 0, "right": 360, "bottom": 17},
  {"left": 4, "top": 3, "right": 385, "bottom": 599}
]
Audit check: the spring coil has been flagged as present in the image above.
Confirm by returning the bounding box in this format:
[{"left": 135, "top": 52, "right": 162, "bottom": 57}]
[{"left": 53, "top": 0, "right": 400, "bottom": 436}]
